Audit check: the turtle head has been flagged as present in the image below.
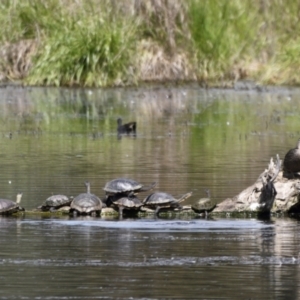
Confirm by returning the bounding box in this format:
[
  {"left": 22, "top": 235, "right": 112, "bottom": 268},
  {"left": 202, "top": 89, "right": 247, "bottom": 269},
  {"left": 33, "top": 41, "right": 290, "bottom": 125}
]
[
  {"left": 117, "top": 118, "right": 122, "bottom": 126},
  {"left": 84, "top": 181, "right": 91, "bottom": 193},
  {"left": 205, "top": 189, "right": 211, "bottom": 198},
  {"left": 16, "top": 193, "right": 23, "bottom": 204}
]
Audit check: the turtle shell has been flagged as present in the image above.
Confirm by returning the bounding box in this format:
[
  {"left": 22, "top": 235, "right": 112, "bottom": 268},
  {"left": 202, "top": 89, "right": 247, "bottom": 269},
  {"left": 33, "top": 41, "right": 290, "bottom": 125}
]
[
  {"left": 191, "top": 190, "right": 216, "bottom": 214},
  {"left": 191, "top": 198, "right": 216, "bottom": 214},
  {"left": 0, "top": 193, "right": 24, "bottom": 215},
  {"left": 71, "top": 182, "right": 102, "bottom": 215},
  {"left": 104, "top": 178, "right": 156, "bottom": 195},
  {"left": 143, "top": 192, "right": 177, "bottom": 207},
  {"left": 40, "top": 195, "right": 71, "bottom": 211},
  {"left": 143, "top": 192, "right": 192, "bottom": 209},
  {"left": 106, "top": 194, "right": 143, "bottom": 217},
  {"left": 112, "top": 195, "right": 143, "bottom": 209}
]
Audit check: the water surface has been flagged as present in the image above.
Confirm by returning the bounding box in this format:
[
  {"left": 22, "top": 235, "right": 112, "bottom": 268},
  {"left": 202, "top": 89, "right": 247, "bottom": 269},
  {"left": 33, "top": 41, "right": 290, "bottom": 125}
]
[
  {"left": 1, "top": 216, "right": 300, "bottom": 299},
  {"left": 1, "top": 85, "right": 300, "bottom": 299}
]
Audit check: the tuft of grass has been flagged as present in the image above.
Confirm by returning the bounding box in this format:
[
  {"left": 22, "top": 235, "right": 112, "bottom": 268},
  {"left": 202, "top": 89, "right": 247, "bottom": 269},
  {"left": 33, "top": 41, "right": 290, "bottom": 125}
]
[
  {"left": 25, "top": 1, "right": 137, "bottom": 87},
  {"left": 188, "top": 0, "right": 300, "bottom": 85},
  {"left": 188, "top": 0, "right": 261, "bottom": 82},
  {"left": 27, "top": 18, "right": 136, "bottom": 87},
  {"left": 133, "top": 0, "right": 197, "bottom": 82},
  {"left": 134, "top": 0, "right": 190, "bottom": 53},
  {"left": 0, "top": 0, "right": 137, "bottom": 87}
]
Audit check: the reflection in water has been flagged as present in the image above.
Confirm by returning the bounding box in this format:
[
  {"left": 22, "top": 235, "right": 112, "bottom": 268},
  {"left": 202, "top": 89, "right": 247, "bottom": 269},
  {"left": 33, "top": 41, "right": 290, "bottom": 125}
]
[{"left": 0, "top": 85, "right": 300, "bottom": 298}]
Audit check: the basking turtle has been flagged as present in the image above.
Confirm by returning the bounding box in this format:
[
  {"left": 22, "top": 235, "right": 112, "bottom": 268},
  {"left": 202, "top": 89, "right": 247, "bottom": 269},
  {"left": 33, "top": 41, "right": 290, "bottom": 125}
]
[
  {"left": 143, "top": 191, "right": 192, "bottom": 215},
  {"left": 38, "top": 194, "right": 72, "bottom": 212},
  {"left": 70, "top": 181, "right": 102, "bottom": 216},
  {"left": 117, "top": 118, "right": 136, "bottom": 136},
  {"left": 0, "top": 193, "right": 24, "bottom": 215},
  {"left": 107, "top": 194, "right": 143, "bottom": 217},
  {"left": 191, "top": 189, "right": 216, "bottom": 216},
  {"left": 104, "top": 178, "right": 156, "bottom": 197},
  {"left": 283, "top": 139, "right": 300, "bottom": 175}
]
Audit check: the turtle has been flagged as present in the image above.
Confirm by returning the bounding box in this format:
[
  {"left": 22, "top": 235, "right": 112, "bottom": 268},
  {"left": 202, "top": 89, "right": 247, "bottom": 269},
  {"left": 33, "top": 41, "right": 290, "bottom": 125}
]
[
  {"left": 117, "top": 118, "right": 136, "bottom": 136},
  {"left": 191, "top": 189, "right": 216, "bottom": 216},
  {"left": 142, "top": 191, "right": 192, "bottom": 215},
  {"left": 106, "top": 194, "right": 143, "bottom": 217},
  {"left": 0, "top": 193, "right": 24, "bottom": 215},
  {"left": 70, "top": 181, "right": 102, "bottom": 216},
  {"left": 283, "top": 138, "right": 300, "bottom": 175},
  {"left": 38, "top": 194, "right": 72, "bottom": 212},
  {"left": 103, "top": 178, "right": 156, "bottom": 197}
]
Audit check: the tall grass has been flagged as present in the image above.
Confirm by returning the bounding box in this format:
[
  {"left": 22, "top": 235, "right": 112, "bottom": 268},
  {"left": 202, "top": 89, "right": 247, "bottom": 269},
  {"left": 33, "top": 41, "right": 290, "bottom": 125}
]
[
  {"left": 188, "top": 0, "right": 261, "bottom": 81},
  {"left": 28, "top": 17, "right": 136, "bottom": 86},
  {"left": 1, "top": 0, "right": 300, "bottom": 86},
  {"left": 188, "top": 0, "right": 300, "bottom": 85},
  {"left": 30, "top": 1, "right": 136, "bottom": 86},
  {"left": 0, "top": 0, "right": 137, "bottom": 86}
]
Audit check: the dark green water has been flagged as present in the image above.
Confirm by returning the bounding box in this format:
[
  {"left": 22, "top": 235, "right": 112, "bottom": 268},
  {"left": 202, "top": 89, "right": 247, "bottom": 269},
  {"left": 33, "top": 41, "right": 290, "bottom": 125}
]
[{"left": 0, "top": 85, "right": 300, "bottom": 299}]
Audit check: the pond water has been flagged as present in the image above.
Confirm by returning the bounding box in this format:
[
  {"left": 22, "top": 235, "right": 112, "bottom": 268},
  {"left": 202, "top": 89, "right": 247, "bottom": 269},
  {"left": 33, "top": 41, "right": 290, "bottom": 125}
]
[{"left": 1, "top": 84, "right": 300, "bottom": 299}]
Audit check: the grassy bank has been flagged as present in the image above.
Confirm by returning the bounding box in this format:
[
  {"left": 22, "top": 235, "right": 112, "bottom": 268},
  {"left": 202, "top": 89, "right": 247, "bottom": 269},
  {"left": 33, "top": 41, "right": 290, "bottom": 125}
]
[{"left": 0, "top": 0, "right": 299, "bottom": 87}]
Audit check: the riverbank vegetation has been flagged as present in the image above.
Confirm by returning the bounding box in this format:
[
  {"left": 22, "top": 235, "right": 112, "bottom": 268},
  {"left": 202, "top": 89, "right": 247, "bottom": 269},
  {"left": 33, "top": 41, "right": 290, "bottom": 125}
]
[{"left": 0, "top": 0, "right": 299, "bottom": 87}]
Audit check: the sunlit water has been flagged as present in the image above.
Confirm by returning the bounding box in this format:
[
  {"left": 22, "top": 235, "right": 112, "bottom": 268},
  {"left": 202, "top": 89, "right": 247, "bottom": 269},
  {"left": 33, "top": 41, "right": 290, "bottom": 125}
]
[{"left": 0, "top": 84, "right": 300, "bottom": 299}]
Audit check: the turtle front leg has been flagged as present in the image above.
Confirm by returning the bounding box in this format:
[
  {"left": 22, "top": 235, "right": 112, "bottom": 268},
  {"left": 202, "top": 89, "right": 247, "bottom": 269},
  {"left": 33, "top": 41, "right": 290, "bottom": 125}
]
[
  {"left": 155, "top": 206, "right": 161, "bottom": 216},
  {"left": 176, "top": 204, "right": 183, "bottom": 211},
  {"left": 119, "top": 206, "right": 124, "bottom": 219}
]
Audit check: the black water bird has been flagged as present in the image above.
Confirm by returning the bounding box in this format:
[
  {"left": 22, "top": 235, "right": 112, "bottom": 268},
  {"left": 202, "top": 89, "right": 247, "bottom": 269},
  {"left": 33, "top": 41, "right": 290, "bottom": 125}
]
[
  {"left": 283, "top": 139, "right": 300, "bottom": 175},
  {"left": 117, "top": 118, "right": 137, "bottom": 136}
]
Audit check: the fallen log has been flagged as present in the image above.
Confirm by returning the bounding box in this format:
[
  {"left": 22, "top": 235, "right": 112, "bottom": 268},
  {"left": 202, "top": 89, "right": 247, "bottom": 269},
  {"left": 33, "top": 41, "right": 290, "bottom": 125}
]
[{"left": 214, "top": 154, "right": 300, "bottom": 215}]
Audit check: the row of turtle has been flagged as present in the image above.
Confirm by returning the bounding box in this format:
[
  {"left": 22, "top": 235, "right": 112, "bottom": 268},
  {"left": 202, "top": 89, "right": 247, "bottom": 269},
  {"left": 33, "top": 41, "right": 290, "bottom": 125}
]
[
  {"left": 2, "top": 136, "right": 300, "bottom": 217},
  {"left": 0, "top": 178, "right": 216, "bottom": 217}
]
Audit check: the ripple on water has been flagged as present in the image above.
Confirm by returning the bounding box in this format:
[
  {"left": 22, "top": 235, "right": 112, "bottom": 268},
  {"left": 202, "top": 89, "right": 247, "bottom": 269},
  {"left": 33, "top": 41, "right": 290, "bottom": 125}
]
[
  {"left": 0, "top": 255, "right": 298, "bottom": 267},
  {"left": 21, "top": 217, "right": 274, "bottom": 232}
]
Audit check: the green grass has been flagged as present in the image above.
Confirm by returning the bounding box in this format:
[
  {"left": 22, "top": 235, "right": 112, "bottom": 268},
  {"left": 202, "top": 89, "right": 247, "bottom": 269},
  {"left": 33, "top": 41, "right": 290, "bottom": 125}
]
[
  {"left": 188, "top": 0, "right": 300, "bottom": 85},
  {"left": 0, "top": 0, "right": 137, "bottom": 87},
  {"left": 28, "top": 17, "right": 136, "bottom": 86},
  {"left": 1, "top": 0, "right": 300, "bottom": 86},
  {"left": 188, "top": 0, "right": 260, "bottom": 81}
]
